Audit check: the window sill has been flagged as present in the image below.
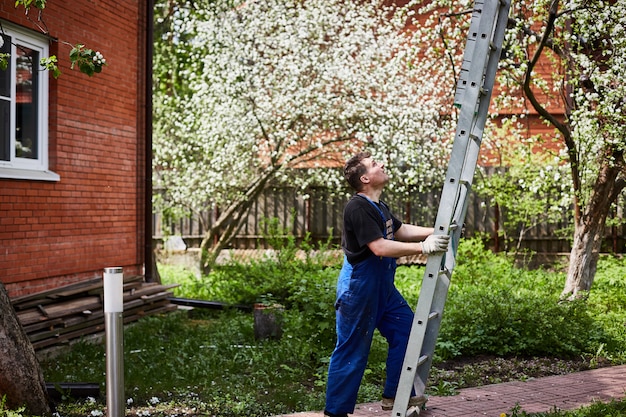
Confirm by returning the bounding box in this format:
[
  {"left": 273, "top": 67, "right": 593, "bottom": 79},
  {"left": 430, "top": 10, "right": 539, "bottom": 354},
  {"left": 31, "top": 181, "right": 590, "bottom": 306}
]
[{"left": 0, "top": 167, "right": 60, "bottom": 182}]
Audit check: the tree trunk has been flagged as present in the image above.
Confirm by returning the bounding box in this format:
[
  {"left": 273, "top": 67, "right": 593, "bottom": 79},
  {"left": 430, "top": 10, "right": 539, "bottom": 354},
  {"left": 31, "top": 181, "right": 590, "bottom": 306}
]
[
  {"left": 562, "top": 154, "right": 625, "bottom": 299},
  {"left": 562, "top": 218, "right": 603, "bottom": 299},
  {"left": 199, "top": 167, "right": 277, "bottom": 274},
  {"left": 199, "top": 190, "right": 265, "bottom": 273},
  {"left": 0, "top": 282, "right": 50, "bottom": 416}
]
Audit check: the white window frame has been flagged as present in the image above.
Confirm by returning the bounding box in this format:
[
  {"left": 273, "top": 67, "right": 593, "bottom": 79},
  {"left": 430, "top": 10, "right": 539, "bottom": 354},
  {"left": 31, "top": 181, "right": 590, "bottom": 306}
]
[{"left": 0, "top": 21, "right": 58, "bottom": 181}]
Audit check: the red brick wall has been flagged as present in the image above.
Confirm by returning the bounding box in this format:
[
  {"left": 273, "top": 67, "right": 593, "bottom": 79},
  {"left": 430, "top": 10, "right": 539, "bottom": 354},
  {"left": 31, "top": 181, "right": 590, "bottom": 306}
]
[{"left": 0, "top": 1, "right": 147, "bottom": 297}]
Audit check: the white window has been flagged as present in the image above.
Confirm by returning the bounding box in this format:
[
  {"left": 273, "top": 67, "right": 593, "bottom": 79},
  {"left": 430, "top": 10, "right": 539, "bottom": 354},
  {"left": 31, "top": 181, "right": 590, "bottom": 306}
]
[{"left": 0, "top": 22, "right": 58, "bottom": 181}]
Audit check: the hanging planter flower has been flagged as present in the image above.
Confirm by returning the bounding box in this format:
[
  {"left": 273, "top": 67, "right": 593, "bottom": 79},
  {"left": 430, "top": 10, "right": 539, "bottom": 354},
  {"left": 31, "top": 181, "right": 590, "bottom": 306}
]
[{"left": 69, "top": 44, "right": 107, "bottom": 76}]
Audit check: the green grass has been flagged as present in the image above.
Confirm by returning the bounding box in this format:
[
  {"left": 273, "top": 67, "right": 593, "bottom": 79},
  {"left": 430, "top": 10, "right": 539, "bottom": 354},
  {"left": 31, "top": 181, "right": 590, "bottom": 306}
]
[
  {"left": 35, "top": 238, "right": 626, "bottom": 417},
  {"left": 506, "top": 400, "right": 626, "bottom": 417}
]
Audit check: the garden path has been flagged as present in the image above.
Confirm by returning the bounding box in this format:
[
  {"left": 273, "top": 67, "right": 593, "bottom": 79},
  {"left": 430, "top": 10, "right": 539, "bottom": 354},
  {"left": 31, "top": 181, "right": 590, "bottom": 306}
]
[{"left": 276, "top": 364, "right": 626, "bottom": 417}]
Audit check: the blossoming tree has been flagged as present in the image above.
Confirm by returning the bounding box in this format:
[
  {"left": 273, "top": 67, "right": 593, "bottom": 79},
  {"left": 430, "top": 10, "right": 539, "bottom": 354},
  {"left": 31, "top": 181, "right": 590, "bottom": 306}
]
[
  {"left": 412, "top": 0, "right": 625, "bottom": 297},
  {"left": 153, "top": 0, "right": 454, "bottom": 271}
]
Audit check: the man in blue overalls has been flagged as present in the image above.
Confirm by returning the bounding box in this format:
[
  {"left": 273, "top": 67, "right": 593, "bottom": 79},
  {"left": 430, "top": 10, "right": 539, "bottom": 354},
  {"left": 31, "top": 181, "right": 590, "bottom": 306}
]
[{"left": 324, "top": 152, "right": 449, "bottom": 417}]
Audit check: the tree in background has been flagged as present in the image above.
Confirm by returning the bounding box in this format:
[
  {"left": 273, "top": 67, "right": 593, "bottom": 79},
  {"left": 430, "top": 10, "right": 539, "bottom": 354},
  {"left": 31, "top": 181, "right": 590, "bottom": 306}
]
[
  {"left": 474, "top": 120, "right": 572, "bottom": 253},
  {"left": 414, "top": 0, "right": 625, "bottom": 297},
  {"left": 153, "top": 0, "right": 454, "bottom": 272}
]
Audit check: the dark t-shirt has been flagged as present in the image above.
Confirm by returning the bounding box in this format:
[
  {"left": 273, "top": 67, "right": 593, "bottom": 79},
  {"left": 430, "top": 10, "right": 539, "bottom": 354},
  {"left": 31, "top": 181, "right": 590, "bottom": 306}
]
[{"left": 342, "top": 194, "right": 402, "bottom": 264}]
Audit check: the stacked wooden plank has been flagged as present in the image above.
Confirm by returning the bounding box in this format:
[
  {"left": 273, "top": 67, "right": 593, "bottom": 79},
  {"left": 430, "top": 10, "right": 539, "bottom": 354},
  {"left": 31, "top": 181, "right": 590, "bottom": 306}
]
[{"left": 11, "top": 276, "right": 179, "bottom": 350}]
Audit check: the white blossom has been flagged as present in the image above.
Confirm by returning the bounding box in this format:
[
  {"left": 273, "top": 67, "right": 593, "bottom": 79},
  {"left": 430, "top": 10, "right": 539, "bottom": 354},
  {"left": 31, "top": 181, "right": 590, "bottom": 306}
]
[{"left": 153, "top": 0, "right": 453, "bottom": 215}]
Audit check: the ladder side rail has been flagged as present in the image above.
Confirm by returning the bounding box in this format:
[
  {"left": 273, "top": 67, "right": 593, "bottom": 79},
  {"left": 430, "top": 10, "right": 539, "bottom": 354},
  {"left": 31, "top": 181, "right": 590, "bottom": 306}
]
[
  {"left": 390, "top": 253, "right": 448, "bottom": 417},
  {"left": 443, "top": 181, "right": 471, "bottom": 269},
  {"left": 431, "top": 0, "right": 498, "bottom": 240},
  {"left": 390, "top": 100, "right": 483, "bottom": 416},
  {"left": 390, "top": 178, "right": 470, "bottom": 417},
  {"left": 453, "top": 0, "right": 500, "bottom": 108},
  {"left": 414, "top": 270, "right": 452, "bottom": 395},
  {"left": 414, "top": 180, "right": 472, "bottom": 389},
  {"left": 441, "top": 0, "right": 502, "bottom": 202},
  {"left": 453, "top": 0, "right": 490, "bottom": 106},
  {"left": 453, "top": 5, "right": 501, "bottom": 125},
  {"left": 466, "top": 0, "right": 511, "bottom": 150},
  {"left": 434, "top": 0, "right": 512, "bottom": 381},
  {"left": 440, "top": 186, "right": 471, "bottom": 287},
  {"left": 391, "top": 41, "right": 492, "bottom": 417},
  {"left": 413, "top": 268, "right": 451, "bottom": 389},
  {"left": 430, "top": 0, "right": 510, "bottom": 322}
]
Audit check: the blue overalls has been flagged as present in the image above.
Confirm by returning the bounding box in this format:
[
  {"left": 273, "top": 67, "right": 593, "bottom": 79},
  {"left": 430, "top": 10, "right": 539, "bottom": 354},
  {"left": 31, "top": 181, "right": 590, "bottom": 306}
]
[{"left": 325, "top": 198, "right": 414, "bottom": 415}]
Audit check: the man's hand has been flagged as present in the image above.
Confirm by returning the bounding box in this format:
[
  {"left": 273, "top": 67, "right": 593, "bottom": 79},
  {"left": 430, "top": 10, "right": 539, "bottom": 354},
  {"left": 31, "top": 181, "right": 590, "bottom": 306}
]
[{"left": 421, "top": 234, "right": 450, "bottom": 255}]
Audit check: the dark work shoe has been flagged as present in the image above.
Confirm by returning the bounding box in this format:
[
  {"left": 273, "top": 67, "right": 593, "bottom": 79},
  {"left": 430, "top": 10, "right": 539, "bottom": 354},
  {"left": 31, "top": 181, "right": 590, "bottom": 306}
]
[{"left": 324, "top": 411, "right": 348, "bottom": 417}]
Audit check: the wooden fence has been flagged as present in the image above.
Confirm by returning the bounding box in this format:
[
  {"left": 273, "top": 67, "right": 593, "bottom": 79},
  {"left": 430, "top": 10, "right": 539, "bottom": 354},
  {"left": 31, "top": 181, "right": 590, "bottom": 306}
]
[{"left": 153, "top": 186, "right": 626, "bottom": 255}]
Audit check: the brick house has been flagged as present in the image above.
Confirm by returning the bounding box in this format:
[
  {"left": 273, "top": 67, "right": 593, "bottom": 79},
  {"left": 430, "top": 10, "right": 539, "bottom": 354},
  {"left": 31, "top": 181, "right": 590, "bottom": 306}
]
[{"left": 0, "top": 1, "right": 152, "bottom": 298}]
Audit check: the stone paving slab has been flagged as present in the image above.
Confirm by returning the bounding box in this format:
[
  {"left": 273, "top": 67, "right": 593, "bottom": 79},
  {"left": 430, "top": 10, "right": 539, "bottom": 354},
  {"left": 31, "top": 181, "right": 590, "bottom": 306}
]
[{"left": 275, "top": 365, "right": 626, "bottom": 417}]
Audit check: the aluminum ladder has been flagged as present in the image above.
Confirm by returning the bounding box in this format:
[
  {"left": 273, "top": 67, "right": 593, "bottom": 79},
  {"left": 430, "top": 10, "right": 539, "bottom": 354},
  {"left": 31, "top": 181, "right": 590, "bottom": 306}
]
[{"left": 391, "top": 1, "right": 511, "bottom": 416}]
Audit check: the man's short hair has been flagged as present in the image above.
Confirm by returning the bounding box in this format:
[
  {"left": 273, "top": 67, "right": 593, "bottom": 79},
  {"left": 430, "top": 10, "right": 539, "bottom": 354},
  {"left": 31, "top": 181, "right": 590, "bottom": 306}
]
[{"left": 344, "top": 152, "right": 371, "bottom": 191}]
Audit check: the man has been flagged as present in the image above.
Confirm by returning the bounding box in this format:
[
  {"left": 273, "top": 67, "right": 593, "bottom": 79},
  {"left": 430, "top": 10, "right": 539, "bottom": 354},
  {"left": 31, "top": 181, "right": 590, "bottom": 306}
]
[{"left": 324, "top": 152, "right": 449, "bottom": 417}]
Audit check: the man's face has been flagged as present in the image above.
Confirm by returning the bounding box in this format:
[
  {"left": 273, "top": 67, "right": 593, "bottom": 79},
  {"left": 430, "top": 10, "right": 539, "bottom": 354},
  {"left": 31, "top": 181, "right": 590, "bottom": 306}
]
[{"left": 361, "top": 157, "right": 389, "bottom": 187}]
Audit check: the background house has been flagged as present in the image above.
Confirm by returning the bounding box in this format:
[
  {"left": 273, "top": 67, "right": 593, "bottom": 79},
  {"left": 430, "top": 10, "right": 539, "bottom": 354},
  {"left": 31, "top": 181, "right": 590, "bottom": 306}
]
[{"left": 0, "top": 1, "right": 152, "bottom": 299}]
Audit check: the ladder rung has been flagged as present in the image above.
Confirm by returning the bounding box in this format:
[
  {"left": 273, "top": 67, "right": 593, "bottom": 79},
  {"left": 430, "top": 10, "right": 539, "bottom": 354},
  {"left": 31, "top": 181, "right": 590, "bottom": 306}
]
[
  {"left": 392, "top": 409, "right": 419, "bottom": 417},
  {"left": 393, "top": 410, "right": 418, "bottom": 417},
  {"left": 460, "top": 176, "right": 471, "bottom": 184},
  {"left": 405, "top": 407, "right": 420, "bottom": 417},
  {"left": 416, "top": 355, "right": 429, "bottom": 367}
]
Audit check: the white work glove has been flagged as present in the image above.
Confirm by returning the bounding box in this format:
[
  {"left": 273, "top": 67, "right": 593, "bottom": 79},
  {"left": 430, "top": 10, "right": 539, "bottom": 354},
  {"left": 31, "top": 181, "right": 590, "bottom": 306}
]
[{"left": 421, "top": 234, "right": 450, "bottom": 255}]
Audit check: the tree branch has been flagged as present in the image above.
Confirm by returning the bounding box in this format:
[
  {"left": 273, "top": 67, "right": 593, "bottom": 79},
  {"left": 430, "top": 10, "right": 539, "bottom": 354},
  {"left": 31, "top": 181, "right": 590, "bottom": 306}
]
[{"left": 522, "top": 0, "right": 582, "bottom": 222}]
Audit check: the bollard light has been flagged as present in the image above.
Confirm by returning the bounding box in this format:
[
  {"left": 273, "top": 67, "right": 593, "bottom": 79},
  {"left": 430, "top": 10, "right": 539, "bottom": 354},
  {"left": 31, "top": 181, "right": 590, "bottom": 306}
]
[{"left": 104, "top": 267, "right": 125, "bottom": 417}]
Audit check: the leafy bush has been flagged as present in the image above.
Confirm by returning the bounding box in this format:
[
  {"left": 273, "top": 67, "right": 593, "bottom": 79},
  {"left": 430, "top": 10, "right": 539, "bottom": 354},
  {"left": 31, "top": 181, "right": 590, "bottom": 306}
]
[
  {"left": 0, "top": 396, "right": 26, "bottom": 417},
  {"left": 163, "top": 236, "right": 623, "bottom": 365},
  {"left": 585, "top": 255, "right": 626, "bottom": 362},
  {"left": 436, "top": 238, "right": 606, "bottom": 360},
  {"left": 167, "top": 218, "right": 342, "bottom": 350},
  {"left": 438, "top": 287, "right": 600, "bottom": 359}
]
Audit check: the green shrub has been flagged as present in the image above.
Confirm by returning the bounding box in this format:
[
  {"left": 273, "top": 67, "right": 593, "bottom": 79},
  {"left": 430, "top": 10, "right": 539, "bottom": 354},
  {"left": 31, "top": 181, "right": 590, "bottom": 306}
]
[
  {"left": 161, "top": 236, "right": 624, "bottom": 364},
  {"left": 586, "top": 255, "right": 626, "bottom": 362},
  {"left": 438, "top": 287, "right": 600, "bottom": 359},
  {"left": 164, "top": 218, "right": 342, "bottom": 353},
  {"left": 0, "top": 396, "right": 26, "bottom": 417},
  {"left": 434, "top": 238, "right": 610, "bottom": 360},
  {"left": 183, "top": 218, "right": 339, "bottom": 306}
]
